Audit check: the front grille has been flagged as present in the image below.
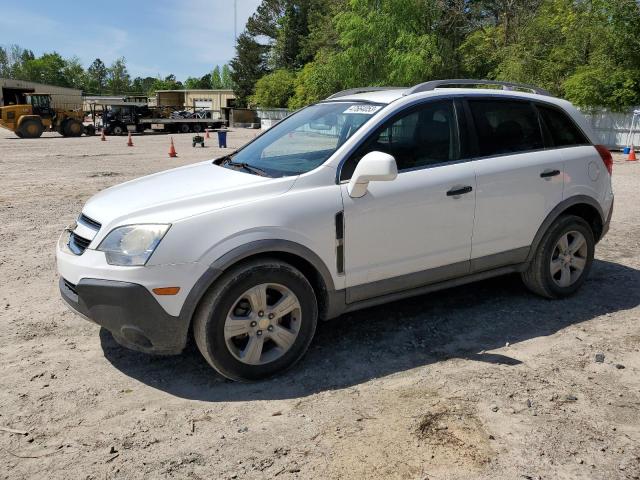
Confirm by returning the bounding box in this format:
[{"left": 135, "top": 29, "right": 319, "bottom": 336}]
[
  {"left": 78, "top": 214, "right": 101, "bottom": 230},
  {"left": 69, "top": 232, "right": 91, "bottom": 255},
  {"left": 63, "top": 278, "right": 78, "bottom": 295}
]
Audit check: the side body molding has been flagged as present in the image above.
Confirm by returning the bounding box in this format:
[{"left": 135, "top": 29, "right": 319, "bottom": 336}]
[{"left": 178, "top": 239, "right": 338, "bottom": 326}]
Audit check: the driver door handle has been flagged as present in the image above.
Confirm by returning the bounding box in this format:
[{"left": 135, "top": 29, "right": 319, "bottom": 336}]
[
  {"left": 446, "top": 185, "right": 473, "bottom": 197},
  {"left": 540, "top": 169, "right": 561, "bottom": 178}
]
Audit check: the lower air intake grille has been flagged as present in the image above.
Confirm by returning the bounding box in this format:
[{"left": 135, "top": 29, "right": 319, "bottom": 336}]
[
  {"left": 63, "top": 278, "right": 78, "bottom": 295},
  {"left": 69, "top": 232, "right": 91, "bottom": 255}
]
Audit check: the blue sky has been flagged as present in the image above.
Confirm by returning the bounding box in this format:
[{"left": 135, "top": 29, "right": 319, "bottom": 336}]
[{"left": 0, "top": 0, "right": 262, "bottom": 80}]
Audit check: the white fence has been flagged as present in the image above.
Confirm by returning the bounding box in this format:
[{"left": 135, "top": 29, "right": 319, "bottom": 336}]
[
  {"left": 256, "top": 106, "right": 640, "bottom": 150},
  {"left": 256, "top": 108, "right": 292, "bottom": 130},
  {"left": 582, "top": 108, "right": 640, "bottom": 150}
]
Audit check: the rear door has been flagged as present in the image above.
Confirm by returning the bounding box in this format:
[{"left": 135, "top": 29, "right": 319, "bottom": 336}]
[{"left": 467, "top": 98, "right": 564, "bottom": 267}]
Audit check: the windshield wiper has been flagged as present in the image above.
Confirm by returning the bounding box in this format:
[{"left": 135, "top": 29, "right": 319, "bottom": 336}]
[{"left": 223, "top": 158, "right": 269, "bottom": 177}]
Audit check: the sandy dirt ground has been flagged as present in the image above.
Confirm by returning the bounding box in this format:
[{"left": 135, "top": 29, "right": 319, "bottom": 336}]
[{"left": 0, "top": 129, "right": 638, "bottom": 480}]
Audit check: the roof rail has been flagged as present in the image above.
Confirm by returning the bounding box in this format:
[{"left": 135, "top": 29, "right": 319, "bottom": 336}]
[
  {"left": 404, "top": 79, "right": 552, "bottom": 97},
  {"left": 326, "top": 87, "right": 404, "bottom": 100}
]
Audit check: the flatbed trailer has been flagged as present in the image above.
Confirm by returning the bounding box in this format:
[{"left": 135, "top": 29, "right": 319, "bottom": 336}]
[
  {"left": 87, "top": 101, "right": 226, "bottom": 135},
  {"left": 139, "top": 117, "right": 225, "bottom": 134}
]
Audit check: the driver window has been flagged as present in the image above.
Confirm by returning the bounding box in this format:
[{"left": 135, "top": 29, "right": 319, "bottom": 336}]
[{"left": 340, "top": 100, "right": 459, "bottom": 181}]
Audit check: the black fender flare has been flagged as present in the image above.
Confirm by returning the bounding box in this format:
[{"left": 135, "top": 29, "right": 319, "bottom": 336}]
[
  {"left": 178, "top": 239, "right": 336, "bottom": 325},
  {"left": 525, "top": 195, "right": 605, "bottom": 263}
]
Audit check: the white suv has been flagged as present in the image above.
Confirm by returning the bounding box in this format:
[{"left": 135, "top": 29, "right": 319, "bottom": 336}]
[{"left": 57, "top": 79, "right": 614, "bottom": 381}]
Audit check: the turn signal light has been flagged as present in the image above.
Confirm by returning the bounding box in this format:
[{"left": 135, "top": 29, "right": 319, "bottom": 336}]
[{"left": 152, "top": 287, "right": 181, "bottom": 295}]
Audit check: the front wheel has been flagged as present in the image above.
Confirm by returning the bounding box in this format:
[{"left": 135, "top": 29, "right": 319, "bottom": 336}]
[
  {"left": 521, "top": 215, "right": 595, "bottom": 298},
  {"left": 18, "top": 118, "right": 44, "bottom": 138},
  {"left": 193, "top": 259, "right": 318, "bottom": 381}
]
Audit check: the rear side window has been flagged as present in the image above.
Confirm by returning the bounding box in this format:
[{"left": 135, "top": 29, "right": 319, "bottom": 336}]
[
  {"left": 468, "top": 100, "right": 543, "bottom": 156},
  {"left": 538, "top": 105, "right": 589, "bottom": 147}
]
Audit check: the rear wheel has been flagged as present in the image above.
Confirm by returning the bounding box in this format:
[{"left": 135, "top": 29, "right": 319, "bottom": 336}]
[
  {"left": 192, "top": 124, "right": 202, "bottom": 133},
  {"left": 179, "top": 123, "right": 190, "bottom": 133},
  {"left": 193, "top": 259, "right": 318, "bottom": 381},
  {"left": 63, "top": 119, "right": 83, "bottom": 137},
  {"left": 521, "top": 215, "right": 594, "bottom": 298},
  {"left": 111, "top": 124, "right": 124, "bottom": 136},
  {"left": 18, "top": 118, "right": 44, "bottom": 138}
]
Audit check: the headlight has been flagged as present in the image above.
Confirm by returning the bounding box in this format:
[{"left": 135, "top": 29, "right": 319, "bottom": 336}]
[{"left": 97, "top": 224, "right": 170, "bottom": 266}]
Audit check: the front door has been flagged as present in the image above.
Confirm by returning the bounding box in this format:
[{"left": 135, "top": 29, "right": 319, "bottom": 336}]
[{"left": 340, "top": 100, "right": 476, "bottom": 303}]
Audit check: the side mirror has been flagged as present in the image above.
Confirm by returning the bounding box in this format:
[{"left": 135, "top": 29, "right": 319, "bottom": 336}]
[{"left": 347, "top": 151, "right": 398, "bottom": 198}]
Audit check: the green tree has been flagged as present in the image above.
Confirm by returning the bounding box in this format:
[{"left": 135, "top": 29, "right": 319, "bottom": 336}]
[
  {"left": 131, "top": 76, "right": 157, "bottom": 95},
  {"left": 147, "top": 74, "right": 183, "bottom": 95},
  {"left": 230, "top": 33, "right": 270, "bottom": 106},
  {"left": 0, "top": 47, "right": 9, "bottom": 77},
  {"left": 106, "top": 57, "right": 131, "bottom": 94},
  {"left": 275, "top": 1, "right": 311, "bottom": 69},
  {"left": 87, "top": 58, "right": 108, "bottom": 93},
  {"left": 329, "top": 0, "right": 441, "bottom": 88},
  {"left": 16, "top": 52, "right": 68, "bottom": 86},
  {"left": 62, "top": 56, "right": 87, "bottom": 91},
  {"left": 221, "top": 64, "right": 234, "bottom": 89},
  {"left": 251, "top": 69, "right": 296, "bottom": 107},
  {"left": 211, "top": 65, "right": 223, "bottom": 88}
]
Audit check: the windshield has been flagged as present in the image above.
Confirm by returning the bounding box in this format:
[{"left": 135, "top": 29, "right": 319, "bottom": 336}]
[{"left": 224, "top": 102, "right": 382, "bottom": 177}]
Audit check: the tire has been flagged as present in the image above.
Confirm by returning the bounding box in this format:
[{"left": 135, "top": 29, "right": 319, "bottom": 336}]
[
  {"left": 63, "top": 119, "right": 83, "bottom": 137},
  {"left": 15, "top": 131, "right": 23, "bottom": 138},
  {"left": 192, "top": 124, "right": 202, "bottom": 133},
  {"left": 18, "top": 118, "right": 44, "bottom": 138},
  {"left": 84, "top": 124, "right": 96, "bottom": 136},
  {"left": 521, "top": 215, "right": 595, "bottom": 299},
  {"left": 179, "top": 123, "right": 191, "bottom": 133},
  {"left": 111, "top": 124, "right": 124, "bottom": 136},
  {"left": 193, "top": 258, "right": 318, "bottom": 381}
]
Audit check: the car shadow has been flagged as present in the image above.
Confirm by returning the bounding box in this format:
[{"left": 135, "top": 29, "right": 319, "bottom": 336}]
[{"left": 100, "top": 259, "right": 640, "bottom": 401}]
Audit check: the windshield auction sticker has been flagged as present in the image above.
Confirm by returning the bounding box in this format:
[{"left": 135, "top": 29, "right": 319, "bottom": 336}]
[{"left": 343, "top": 105, "right": 382, "bottom": 115}]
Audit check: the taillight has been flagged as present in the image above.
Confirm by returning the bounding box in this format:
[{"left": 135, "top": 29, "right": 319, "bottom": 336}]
[{"left": 594, "top": 144, "right": 613, "bottom": 175}]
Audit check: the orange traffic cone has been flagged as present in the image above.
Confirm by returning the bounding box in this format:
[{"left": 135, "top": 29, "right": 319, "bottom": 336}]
[
  {"left": 168, "top": 137, "right": 177, "bottom": 158},
  {"left": 205, "top": 129, "right": 210, "bottom": 139},
  {"left": 127, "top": 132, "right": 134, "bottom": 147},
  {"left": 100, "top": 129, "right": 106, "bottom": 141},
  {"left": 628, "top": 144, "right": 637, "bottom": 161}
]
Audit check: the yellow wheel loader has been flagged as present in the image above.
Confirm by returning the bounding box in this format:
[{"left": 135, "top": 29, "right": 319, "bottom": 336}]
[{"left": 0, "top": 93, "right": 95, "bottom": 138}]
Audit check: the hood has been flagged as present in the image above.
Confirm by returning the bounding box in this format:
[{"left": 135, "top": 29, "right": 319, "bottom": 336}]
[{"left": 82, "top": 160, "right": 296, "bottom": 227}]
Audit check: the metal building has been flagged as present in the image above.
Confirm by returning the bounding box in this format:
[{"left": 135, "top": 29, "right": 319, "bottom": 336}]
[
  {"left": 0, "top": 78, "right": 82, "bottom": 110},
  {"left": 153, "top": 89, "right": 235, "bottom": 111}
]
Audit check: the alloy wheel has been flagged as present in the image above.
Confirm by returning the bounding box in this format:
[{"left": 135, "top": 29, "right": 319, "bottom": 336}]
[
  {"left": 550, "top": 230, "right": 588, "bottom": 287},
  {"left": 224, "top": 283, "right": 301, "bottom": 365}
]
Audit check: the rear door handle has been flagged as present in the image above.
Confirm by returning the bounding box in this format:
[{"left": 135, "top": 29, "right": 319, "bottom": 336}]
[
  {"left": 446, "top": 185, "right": 473, "bottom": 197},
  {"left": 540, "top": 169, "right": 561, "bottom": 178}
]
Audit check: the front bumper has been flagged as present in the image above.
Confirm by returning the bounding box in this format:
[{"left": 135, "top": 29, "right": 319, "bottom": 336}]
[{"left": 59, "top": 277, "right": 189, "bottom": 355}]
